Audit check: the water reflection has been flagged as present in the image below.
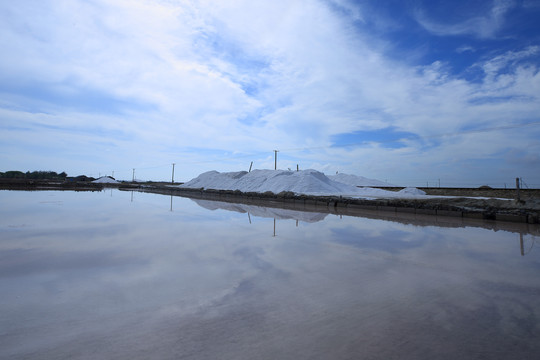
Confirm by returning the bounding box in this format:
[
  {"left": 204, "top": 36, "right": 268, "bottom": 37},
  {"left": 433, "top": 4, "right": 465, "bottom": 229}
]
[
  {"left": 1, "top": 190, "right": 539, "bottom": 360},
  {"left": 520, "top": 233, "right": 539, "bottom": 256},
  {"left": 190, "top": 198, "right": 329, "bottom": 223},
  {"left": 185, "top": 194, "right": 540, "bottom": 256}
]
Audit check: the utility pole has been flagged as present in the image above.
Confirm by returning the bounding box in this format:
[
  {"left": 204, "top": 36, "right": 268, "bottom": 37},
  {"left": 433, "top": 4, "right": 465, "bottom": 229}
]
[
  {"left": 171, "top": 163, "right": 175, "bottom": 183},
  {"left": 273, "top": 150, "right": 279, "bottom": 170},
  {"left": 132, "top": 168, "right": 135, "bottom": 182}
]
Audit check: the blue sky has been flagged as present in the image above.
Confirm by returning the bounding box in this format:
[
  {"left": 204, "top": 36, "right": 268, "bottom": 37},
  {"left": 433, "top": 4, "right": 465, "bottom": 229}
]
[{"left": 1, "top": 0, "right": 539, "bottom": 187}]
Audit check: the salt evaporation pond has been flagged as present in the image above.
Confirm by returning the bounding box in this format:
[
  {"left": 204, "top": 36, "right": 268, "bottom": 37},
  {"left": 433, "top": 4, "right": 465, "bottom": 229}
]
[{"left": 1, "top": 190, "right": 539, "bottom": 360}]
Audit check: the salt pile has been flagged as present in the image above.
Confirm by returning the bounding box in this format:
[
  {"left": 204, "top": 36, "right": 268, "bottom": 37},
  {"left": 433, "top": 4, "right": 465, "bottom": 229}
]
[
  {"left": 398, "top": 187, "right": 427, "bottom": 196},
  {"left": 329, "top": 173, "right": 396, "bottom": 187},
  {"left": 181, "top": 169, "right": 359, "bottom": 196},
  {"left": 180, "top": 169, "right": 427, "bottom": 199},
  {"left": 92, "top": 176, "right": 119, "bottom": 184}
]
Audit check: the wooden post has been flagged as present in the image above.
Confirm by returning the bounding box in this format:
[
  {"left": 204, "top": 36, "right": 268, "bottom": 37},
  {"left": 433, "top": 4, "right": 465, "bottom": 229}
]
[
  {"left": 249, "top": 161, "right": 253, "bottom": 172},
  {"left": 171, "top": 163, "right": 175, "bottom": 183},
  {"left": 273, "top": 150, "right": 279, "bottom": 170},
  {"left": 516, "top": 177, "right": 520, "bottom": 201}
]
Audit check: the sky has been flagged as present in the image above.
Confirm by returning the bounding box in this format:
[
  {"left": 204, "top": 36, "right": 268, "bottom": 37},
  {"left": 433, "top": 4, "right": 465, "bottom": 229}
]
[{"left": 1, "top": 0, "right": 540, "bottom": 187}]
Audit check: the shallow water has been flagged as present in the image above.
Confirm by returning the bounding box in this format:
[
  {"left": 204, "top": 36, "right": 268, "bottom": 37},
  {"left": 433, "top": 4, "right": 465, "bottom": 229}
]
[{"left": 1, "top": 190, "right": 539, "bottom": 360}]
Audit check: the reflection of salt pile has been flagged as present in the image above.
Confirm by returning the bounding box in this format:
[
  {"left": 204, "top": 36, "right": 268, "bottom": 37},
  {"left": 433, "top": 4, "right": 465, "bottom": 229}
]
[
  {"left": 92, "top": 176, "right": 119, "bottom": 184},
  {"left": 180, "top": 169, "right": 426, "bottom": 199},
  {"left": 192, "top": 199, "right": 328, "bottom": 223}
]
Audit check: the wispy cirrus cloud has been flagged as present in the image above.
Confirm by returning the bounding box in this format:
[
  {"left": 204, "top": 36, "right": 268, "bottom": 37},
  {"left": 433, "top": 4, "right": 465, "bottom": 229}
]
[{"left": 414, "top": 0, "right": 516, "bottom": 39}]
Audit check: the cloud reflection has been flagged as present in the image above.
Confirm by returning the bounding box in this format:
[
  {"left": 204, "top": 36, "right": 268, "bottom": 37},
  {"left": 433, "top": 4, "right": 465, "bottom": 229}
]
[{"left": 1, "top": 190, "right": 539, "bottom": 359}]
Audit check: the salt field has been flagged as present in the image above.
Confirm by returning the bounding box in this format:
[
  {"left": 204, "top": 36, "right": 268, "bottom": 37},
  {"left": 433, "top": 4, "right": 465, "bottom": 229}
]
[{"left": 1, "top": 189, "right": 540, "bottom": 359}]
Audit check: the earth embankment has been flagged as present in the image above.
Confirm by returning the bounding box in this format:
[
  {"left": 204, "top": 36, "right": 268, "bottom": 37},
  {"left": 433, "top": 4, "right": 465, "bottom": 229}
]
[
  {"left": 2, "top": 179, "right": 539, "bottom": 224},
  {"left": 137, "top": 185, "right": 540, "bottom": 225}
]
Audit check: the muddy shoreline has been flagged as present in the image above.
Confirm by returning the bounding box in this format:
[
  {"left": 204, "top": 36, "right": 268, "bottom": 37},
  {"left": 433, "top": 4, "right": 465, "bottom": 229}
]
[{"left": 2, "top": 179, "right": 539, "bottom": 224}]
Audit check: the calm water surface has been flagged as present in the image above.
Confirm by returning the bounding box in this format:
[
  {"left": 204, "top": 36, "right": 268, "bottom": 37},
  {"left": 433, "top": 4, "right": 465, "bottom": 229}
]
[{"left": 1, "top": 190, "right": 539, "bottom": 360}]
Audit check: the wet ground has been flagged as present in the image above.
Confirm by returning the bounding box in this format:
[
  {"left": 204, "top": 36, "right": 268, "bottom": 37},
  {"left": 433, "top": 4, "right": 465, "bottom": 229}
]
[{"left": 1, "top": 190, "right": 539, "bottom": 359}]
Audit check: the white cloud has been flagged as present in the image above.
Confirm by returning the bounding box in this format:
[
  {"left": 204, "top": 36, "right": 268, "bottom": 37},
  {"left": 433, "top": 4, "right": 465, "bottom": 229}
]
[
  {"left": 478, "top": 45, "right": 540, "bottom": 80},
  {"left": 456, "top": 45, "right": 476, "bottom": 53},
  {"left": 0, "top": 0, "right": 539, "bottom": 185},
  {"left": 415, "top": 0, "right": 516, "bottom": 39}
]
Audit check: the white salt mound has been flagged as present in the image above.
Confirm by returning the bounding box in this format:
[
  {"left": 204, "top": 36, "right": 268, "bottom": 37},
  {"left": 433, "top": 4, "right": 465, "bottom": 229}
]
[
  {"left": 92, "top": 176, "right": 119, "bottom": 184},
  {"left": 181, "top": 169, "right": 360, "bottom": 196},
  {"left": 180, "top": 169, "right": 427, "bottom": 199},
  {"left": 398, "top": 187, "right": 427, "bottom": 195},
  {"left": 329, "top": 173, "right": 396, "bottom": 187}
]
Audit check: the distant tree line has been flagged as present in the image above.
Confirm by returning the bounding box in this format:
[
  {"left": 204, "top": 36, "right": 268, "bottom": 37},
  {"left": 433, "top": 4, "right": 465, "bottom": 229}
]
[{"left": 0, "top": 170, "right": 68, "bottom": 179}]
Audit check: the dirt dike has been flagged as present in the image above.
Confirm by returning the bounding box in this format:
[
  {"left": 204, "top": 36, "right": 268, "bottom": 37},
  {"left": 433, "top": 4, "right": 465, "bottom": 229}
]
[
  {"left": 135, "top": 185, "right": 540, "bottom": 225},
  {"left": 3, "top": 179, "right": 538, "bottom": 225},
  {"left": 0, "top": 178, "right": 146, "bottom": 191},
  {"left": 0, "top": 178, "right": 106, "bottom": 191}
]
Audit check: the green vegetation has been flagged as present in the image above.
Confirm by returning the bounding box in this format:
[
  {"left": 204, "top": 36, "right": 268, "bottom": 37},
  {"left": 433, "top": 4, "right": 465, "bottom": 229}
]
[{"left": 0, "top": 170, "right": 68, "bottom": 180}]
